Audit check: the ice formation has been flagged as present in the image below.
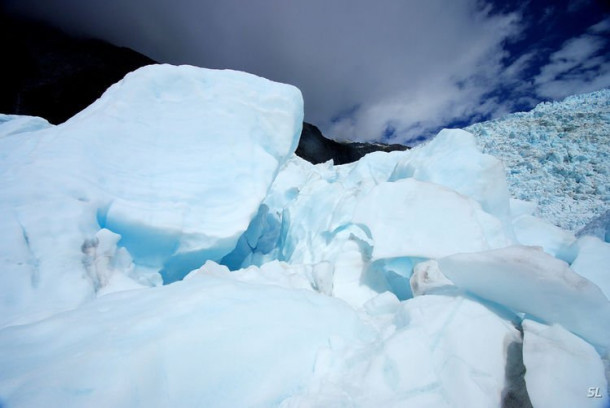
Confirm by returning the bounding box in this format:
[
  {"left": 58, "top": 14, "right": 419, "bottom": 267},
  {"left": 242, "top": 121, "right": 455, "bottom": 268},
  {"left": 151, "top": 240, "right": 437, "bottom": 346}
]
[
  {"left": 0, "top": 66, "right": 608, "bottom": 407},
  {"left": 467, "top": 89, "right": 610, "bottom": 232},
  {"left": 0, "top": 64, "right": 303, "bottom": 326},
  {"left": 522, "top": 320, "right": 608, "bottom": 408}
]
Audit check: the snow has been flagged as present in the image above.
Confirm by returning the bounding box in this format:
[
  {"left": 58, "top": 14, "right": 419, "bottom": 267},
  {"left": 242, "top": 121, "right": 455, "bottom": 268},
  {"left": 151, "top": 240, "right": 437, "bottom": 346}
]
[
  {"left": 1, "top": 65, "right": 609, "bottom": 407},
  {"left": 522, "top": 319, "right": 608, "bottom": 408},
  {"left": 466, "top": 88, "right": 610, "bottom": 231}
]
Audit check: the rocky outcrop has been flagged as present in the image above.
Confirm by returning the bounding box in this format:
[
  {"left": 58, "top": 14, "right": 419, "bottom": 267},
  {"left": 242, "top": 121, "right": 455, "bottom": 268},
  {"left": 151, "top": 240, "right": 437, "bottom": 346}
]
[{"left": 297, "top": 122, "right": 408, "bottom": 165}]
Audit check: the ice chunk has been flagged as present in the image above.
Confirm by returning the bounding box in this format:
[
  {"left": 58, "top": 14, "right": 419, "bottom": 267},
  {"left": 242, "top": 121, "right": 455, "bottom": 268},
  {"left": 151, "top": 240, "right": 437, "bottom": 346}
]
[
  {"left": 82, "top": 228, "right": 136, "bottom": 290},
  {"left": 570, "top": 236, "right": 610, "bottom": 298},
  {"left": 437, "top": 245, "right": 610, "bottom": 348},
  {"left": 512, "top": 214, "right": 577, "bottom": 262},
  {"left": 390, "top": 129, "right": 511, "bottom": 222},
  {"left": 0, "top": 114, "right": 52, "bottom": 138},
  {"left": 509, "top": 198, "right": 537, "bottom": 218},
  {"left": 362, "top": 291, "right": 401, "bottom": 316},
  {"left": 188, "top": 259, "right": 314, "bottom": 292},
  {"left": 0, "top": 274, "right": 372, "bottom": 408},
  {"left": 0, "top": 65, "right": 303, "bottom": 325},
  {"left": 410, "top": 259, "right": 456, "bottom": 296},
  {"left": 522, "top": 319, "right": 608, "bottom": 408},
  {"left": 352, "top": 178, "right": 512, "bottom": 259},
  {"left": 578, "top": 210, "right": 610, "bottom": 243},
  {"left": 285, "top": 295, "right": 520, "bottom": 408}
]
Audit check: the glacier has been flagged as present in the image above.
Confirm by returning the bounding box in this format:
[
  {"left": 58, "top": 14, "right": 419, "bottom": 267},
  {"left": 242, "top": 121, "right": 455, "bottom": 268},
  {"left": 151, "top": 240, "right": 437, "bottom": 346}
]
[
  {"left": 466, "top": 89, "right": 610, "bottom": 232},
  {"left": 0, "top": 66, "right": 609, "bottom": 407}
]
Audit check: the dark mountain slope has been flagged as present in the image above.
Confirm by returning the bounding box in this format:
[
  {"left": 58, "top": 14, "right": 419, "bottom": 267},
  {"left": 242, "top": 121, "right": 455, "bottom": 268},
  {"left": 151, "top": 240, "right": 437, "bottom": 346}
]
[{"left": 1, "top": 14, "right": 156, "bottom": 124}]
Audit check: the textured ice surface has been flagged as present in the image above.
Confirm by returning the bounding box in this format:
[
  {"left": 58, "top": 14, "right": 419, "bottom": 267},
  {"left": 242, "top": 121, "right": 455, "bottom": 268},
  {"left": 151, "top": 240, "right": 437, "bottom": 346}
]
[
  {"left": 578, "top": 209, "right": 610, "bottom": 243},
  {"left": 467, "top": 89, "right": 610, "bottom": 231},
  {"left": 282, "top": 295, "right": 520, "bottom": 408},
  {"left": 0, "top": 65, "right": 303, "bottom": 326},
  {"left": 522, "top": 319, "right": 608, "bottom": 408}
]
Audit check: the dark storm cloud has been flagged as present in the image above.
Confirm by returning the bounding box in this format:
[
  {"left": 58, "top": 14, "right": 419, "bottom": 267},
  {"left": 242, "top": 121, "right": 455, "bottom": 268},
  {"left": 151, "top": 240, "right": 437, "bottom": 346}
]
[{"left": 3, "top": 0, "right": 609, "bottom": 143}]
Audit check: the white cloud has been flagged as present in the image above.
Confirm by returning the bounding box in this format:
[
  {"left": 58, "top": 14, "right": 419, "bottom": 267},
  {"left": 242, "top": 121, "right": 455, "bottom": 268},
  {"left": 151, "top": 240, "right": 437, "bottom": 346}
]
[
  {"left": 589, "top": 17, "right": 610, "bottom": 33},
  {"left": 4, "top": 0, "right": 523, "bottom": 143},
  {"left": 535, "top": 21, "right": 610, "bottom": 100}
]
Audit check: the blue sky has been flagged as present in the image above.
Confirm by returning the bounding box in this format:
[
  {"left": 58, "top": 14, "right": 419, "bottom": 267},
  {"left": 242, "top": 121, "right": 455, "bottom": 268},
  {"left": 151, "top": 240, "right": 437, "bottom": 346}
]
[{"left": 3, "top": 0, "right": 610, "bottom": 144}]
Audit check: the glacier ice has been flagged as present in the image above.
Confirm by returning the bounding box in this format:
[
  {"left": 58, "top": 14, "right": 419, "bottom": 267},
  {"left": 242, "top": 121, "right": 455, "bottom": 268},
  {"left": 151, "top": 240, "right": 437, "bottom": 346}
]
[
  {"left": 578, "top": 209, "right": 610, "bottom": 243},
  {"left": 522, "top": 319, "right": 608, "bottom": 408},
  {"left": 352, "top": 178, "right": 511, "bottom": 259},
  {"left": 467, "top": 88, "right": 610, "bottom": 231},
  {"left": 570, "top": 236, "right": 610, "bottom": 298},
  {"left": 1, "top": 66, "right": 609, "bottom": 407},
  {"left": 237, "top": 128, "right": 515, "bottom": 308},
  {"left": 0, "top": 64, "right": 303, "bottom": 326},
  {"left": 511, "top": 214, "right": 577, "bottom": 262},
  {"left": 389, "top": 128, "right": 512, "bottom": 223},
  {"left": 282, "top": 295, "right": 521, "bottom": 408},
  {"left": 0, "top": 274, "right": 372, "bottom": 408},
  {"left": 435, "top": 245, "right": 610, "bottom": 349}
]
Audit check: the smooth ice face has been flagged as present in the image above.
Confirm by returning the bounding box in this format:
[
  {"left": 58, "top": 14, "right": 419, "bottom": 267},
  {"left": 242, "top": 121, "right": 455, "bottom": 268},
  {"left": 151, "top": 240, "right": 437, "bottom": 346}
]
[
  {"left": 0, "top": 114, "right": 51, "bottom": 137},
  {"left": 436, "top": 245, "right": 610, "bottom": 348},
  {"left": 522, "top": 319, "right": 608, "bottom": 408},
  {"left": 390, "top": 129, "right": 512, "bottom": 222},
  {"left": 511, "top": 214, "right": 577, "bottom": 262},
  {"left": 570, "top": 236, "right": 610, "bottom": 298},
  {"left": 0, "top": 65, "right": 303, "bottom": 325},
  {"left": 353, "top": 178, "right": 512, "bottom": 259}
]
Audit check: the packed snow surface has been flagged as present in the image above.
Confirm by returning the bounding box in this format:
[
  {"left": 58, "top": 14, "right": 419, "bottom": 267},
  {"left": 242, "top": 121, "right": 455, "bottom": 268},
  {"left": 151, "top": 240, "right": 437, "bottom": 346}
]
[
  {"left": 0, "top": 65, "right": 609, "bottom": 407},
  {"left": 467, "top": 89, "right": 610, "bottom": 232}
]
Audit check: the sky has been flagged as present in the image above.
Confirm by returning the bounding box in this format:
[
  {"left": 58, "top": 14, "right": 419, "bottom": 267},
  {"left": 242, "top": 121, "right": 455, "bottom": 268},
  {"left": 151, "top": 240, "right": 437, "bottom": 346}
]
[{"left": 2, "top": 0, "right": 610, "bottom": 144}]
